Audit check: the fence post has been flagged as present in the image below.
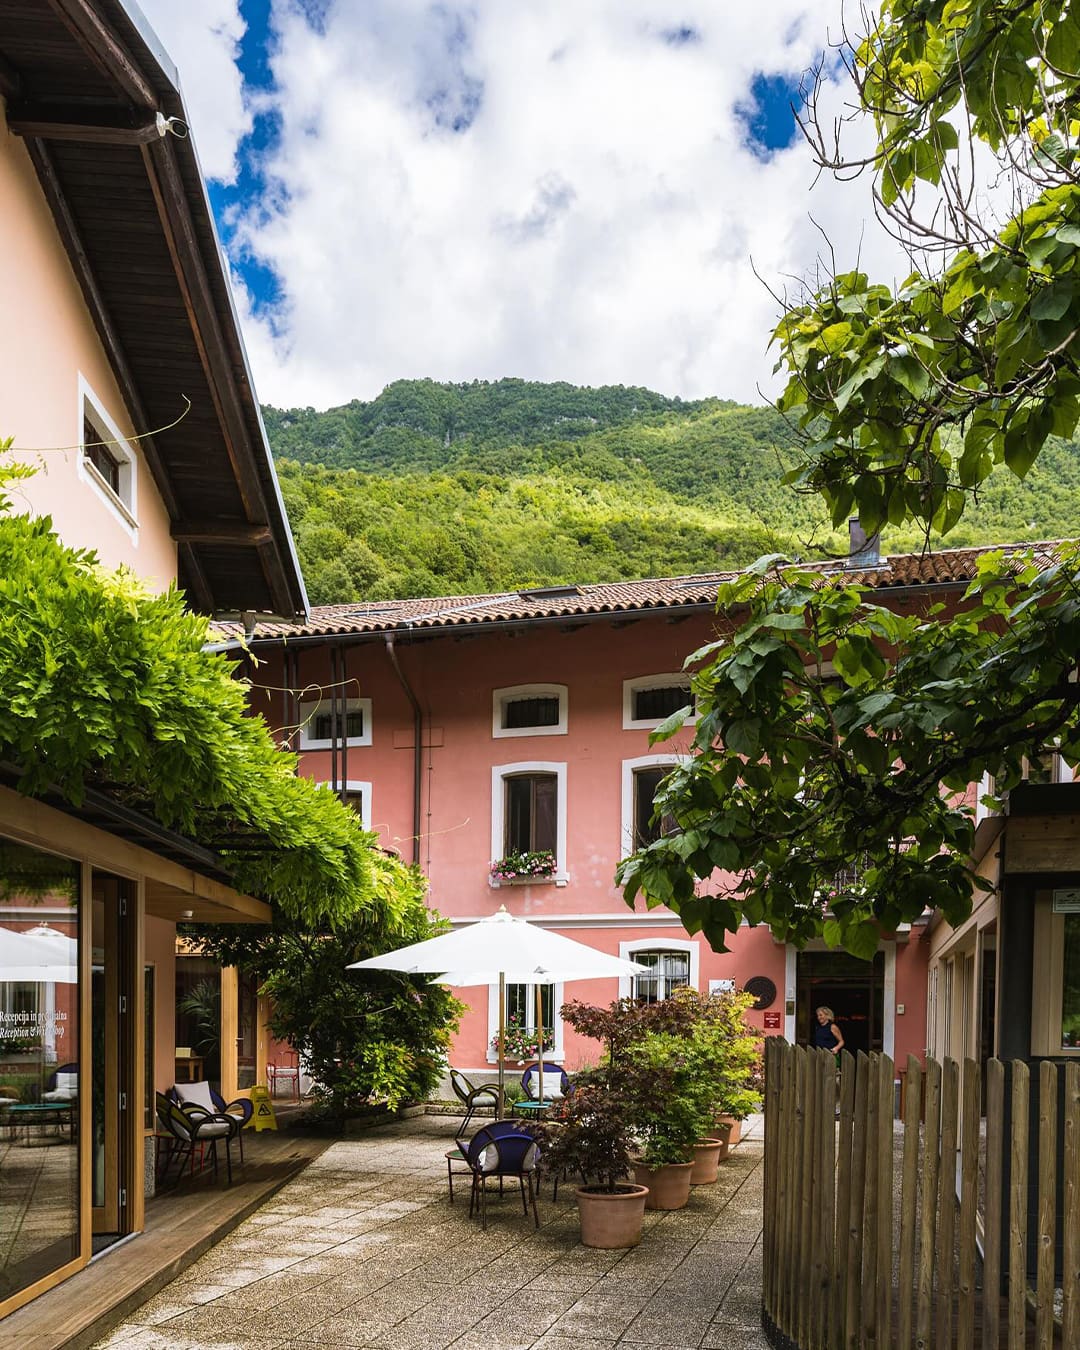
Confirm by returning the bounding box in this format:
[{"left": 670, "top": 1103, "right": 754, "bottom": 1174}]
[
  {"left": 845, "top": 1051, "right": 869, "bottom": 1350},
  {"left": 1009, "top": 1059, "right": 1030, "bottom": 1350},
  {"left": 762, "top": 1037, "right": 775, "bottom": 1320},
  {"left": 832, "top": 1050, "right": 855, "bottom": 1350},
  {"left": 1064, "top": 1060, "right": 1080, "bottom": 1350},
  {"left": 875, "top": 1053, "right": 894, "bottom": 1346},
  {"left": 782, "top": 1042, "right": 798, "bottom": 1338},
  {"left": 916, "top": 1056, "right": 941, "bottom": 1350},
  {"left": 935, "top": 1056, "right": 959, "bottom": 1350},
  {"left": 819, "top": 1050, "right": 836, "bottom": 1350},
  {"left": 1036, "top": 1060, "right": 1057, "bottom": 1350},
  {"left": 984, "top": 1057, "right": 1005, "bottom": 1349},
  {"left": 861, "top": 1051, "right": 879, "bottom": 1348},
  {"left": 957, "top": 1057, "right": 980, "bottom": 1349},
  {"left": 798, "top": 1046, "right": 815, "bottom": 1350},
  {"left": 897, "top": 1054, "right": 921, "bottom": 1350}
]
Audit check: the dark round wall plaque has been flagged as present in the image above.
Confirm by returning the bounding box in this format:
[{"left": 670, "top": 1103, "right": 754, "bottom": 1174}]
[{"left": 743, "top": 975, "right": 777, "bottom": 1011}]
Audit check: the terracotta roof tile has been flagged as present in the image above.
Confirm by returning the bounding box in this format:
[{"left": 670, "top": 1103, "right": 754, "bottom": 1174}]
[{"left": 223, "top": 540, "right": 1071, "bottom": 643}]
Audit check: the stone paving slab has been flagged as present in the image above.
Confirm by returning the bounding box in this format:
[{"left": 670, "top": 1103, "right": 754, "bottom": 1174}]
[{"left": 90, "top": 1117, "right": 767, "bottom": 1350}]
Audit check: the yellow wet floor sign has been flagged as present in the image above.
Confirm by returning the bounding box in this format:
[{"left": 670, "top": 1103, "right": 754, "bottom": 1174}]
[{"left": 250, "top": 1084, "right": 278, "bottom": 1131}]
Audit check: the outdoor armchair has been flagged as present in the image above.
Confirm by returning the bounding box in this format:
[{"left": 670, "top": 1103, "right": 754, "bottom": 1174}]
[
  {"left": 450, "top": 1068, "right": 507, "bottom": 1136},
  {"left": 169, "top": 1081, "right": 252, "bottom": 1162},
  {"left": 42, "top": 1063, "right": 78, "bottom": 1102},
  {"left": 520, "top": 1062, "right": 571, "bottom": 1100},
  {"left": 156, "top": 1090, "right": 237, "bottom": 1185},
  {"left": 464, "top": 1120, "right": 540, "bottom": 1231}
]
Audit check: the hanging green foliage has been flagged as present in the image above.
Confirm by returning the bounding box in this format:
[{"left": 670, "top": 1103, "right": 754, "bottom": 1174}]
[
  {"left": 190, "top": 857, "right": 465, "bottom": 1119},
  {"left": 0, "top": 464, "right": 380, "bottom": 927}
]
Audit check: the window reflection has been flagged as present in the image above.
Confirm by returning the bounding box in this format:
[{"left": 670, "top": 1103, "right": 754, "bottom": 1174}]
[
  {"left": 1062, "top": 914, "right": 1080, "bottom": 1049},
  {"left": 0, "top": 839, "right": 80, "bottom": 1303}
]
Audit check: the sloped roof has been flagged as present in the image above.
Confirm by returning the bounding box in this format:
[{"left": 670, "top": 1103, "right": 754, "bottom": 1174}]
[
  {"left": 0, "top": 0, "right": 307, "bottom": 620},
  {"left": 231, "top": 540, "right": 1069, "bottom": 644}
]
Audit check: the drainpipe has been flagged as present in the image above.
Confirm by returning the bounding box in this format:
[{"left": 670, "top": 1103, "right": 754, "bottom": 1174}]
[{"left": 384, "top": 634, "right": 422, "bottom": 865}]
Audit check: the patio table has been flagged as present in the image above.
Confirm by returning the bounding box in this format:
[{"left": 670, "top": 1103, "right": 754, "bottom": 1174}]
[
  {"left": 510, "top": 1098, "right": 555, "bottom": 1120},
  {"left": 6, "top": 1101, "right": 74, "bottom": 1144}
]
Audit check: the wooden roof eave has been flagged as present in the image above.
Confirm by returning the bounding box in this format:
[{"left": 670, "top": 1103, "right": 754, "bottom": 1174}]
[{"left": 1, "top": 0, "right": 308, "bottom": 623}]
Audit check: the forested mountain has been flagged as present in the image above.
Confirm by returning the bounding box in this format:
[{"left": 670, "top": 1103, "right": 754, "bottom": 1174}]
[{"left": 263, "top": 379, "right": 1080, "bottom": 604}]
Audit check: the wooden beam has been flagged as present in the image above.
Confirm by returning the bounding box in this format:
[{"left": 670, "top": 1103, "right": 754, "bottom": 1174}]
[
  {"left": 22, "top": 138, "right": 181, "bottom": 524},
  {"left": 142, "top": 137, "right": 296, "bottom": 620},
  {"left": 0, "top": 48, "right": 22, "bottom": 101},
  {"left": 178, "top": 542, "right": 215, "bottom": 616},
  {"left": 46, "top": 0, "right": 157, "bottom": 107},
  {"left": 0, "top": 784, "right": 264, "bottom": 917},
  {"left": 171, "top": 522, "right": 273, "bottom": 546},
  {"left": 7, "top": 101, "right": 162, "bottom": 145}
]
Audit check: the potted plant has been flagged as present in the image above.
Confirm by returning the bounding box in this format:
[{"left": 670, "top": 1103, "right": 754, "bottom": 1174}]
[
  {"left": 709, "top": 992, "right": 762, "bottom": 1145},
  {"left": 536, "top": 1073, "right": 649, "bottom": 1248},
  {"left": 626, "top": 1028, "right": 719, "bottom": 1208}
]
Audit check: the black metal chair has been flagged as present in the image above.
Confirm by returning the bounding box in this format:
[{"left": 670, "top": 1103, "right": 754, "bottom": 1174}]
[
  {"left": 449, "top": 1069, "right": 506, "bottom": 1137},
  {"left": 168, "top": 1083, "right": 252, "bottom": 1163}
]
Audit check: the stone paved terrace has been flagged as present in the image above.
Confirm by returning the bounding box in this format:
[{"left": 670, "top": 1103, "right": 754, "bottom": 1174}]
[{"left": 90, "top": 1116, "right": 768, "bottom": 1350}]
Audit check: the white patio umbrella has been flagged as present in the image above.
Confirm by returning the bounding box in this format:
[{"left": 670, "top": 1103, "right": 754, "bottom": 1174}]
[
  {"left": 348, "top": 906, "right": 648, "bottom": 1112},
  {"left": 0, "top": 924, "right": 77, "bottom": 982},
  {"left": 0, "top": 924, "right": 78, "bottom": 1077}
]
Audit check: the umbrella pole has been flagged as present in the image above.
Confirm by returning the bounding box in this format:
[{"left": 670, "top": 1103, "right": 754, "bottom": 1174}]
[
  {"left": 497, "top": 973, "right": 505, "bottom": 1120},
  {"left": 535, "top": 984, "right": 544, "bottom": 1108}
]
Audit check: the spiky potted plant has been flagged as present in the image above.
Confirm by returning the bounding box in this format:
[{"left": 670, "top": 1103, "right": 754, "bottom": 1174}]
[{"left": 536, "top": 1072, "right": 648, "bottom": 1248}]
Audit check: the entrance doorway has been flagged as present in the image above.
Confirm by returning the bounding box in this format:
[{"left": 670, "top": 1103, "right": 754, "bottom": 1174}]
[
  {"left": 91, "top": 872, "right": 136, "bottom": 1248},
  {"left": 796, "top": 949, "right": 885, "bottom": 1055}
]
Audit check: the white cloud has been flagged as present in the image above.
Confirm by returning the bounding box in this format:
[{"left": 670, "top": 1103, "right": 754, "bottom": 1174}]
[
  {"left": 141, "top": 1, "right": 915, "bottom": 408},
  {"left": 138, "top": 0, "right": 251, "bottom": 184}
]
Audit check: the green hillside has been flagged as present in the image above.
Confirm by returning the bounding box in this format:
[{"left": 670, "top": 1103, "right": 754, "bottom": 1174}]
[{"left": 263, "top": 379, "right": 1080, "bottom": 604}]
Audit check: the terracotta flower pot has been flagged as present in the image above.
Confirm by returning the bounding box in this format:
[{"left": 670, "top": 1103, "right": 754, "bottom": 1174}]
[
  {"left": 631, "top": 1159, "right": 694, "bottom": 1210},
  {"left": 690, "top": 1137, "right": 724, "bottom": 1184},
  {"left": 712, "top": 1120, "right": 732, "bottom": 1155},
  {"left": 575, "top": 1184, "right": 649, "bottom": 1248},
  {"left": 719, "top": 1114, "right": 742, "bottom": 1145}
]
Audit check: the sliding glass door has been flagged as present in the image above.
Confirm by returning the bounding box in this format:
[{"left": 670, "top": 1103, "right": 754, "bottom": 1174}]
[{"left": 0, "top": 839, "right": 80, "bottom": 1304}]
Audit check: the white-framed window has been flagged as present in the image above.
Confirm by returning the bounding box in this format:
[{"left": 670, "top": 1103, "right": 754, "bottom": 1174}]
[
  {"left": 487, "top": 980, "right": 564, "bottom": 1063},
  {"left": 490, "top": 761, "right": 568, "bottom": 882},
  {"left": 975, "top": 752, "right": 1074, "bottom": 822},
  {"left": 492, "top": 684, "right": 568, "bottom": 738},
  {"left": 623, "top": 674, "right": 696, "bottom": 731},
  {"left": 620, "top": 754, "right": 681, "bottom": 857},
  {"left": 319, "top": 780, "right": 372, "bottom": 831},
  {"left": 618, "top": 937, "right": 699, "bottom": 1002},
  {"left": 298, "top": 697, "right": 372, "bottom": 750},
  {"left": 78, "top": 375, "right": 138, "bottom": 534}
]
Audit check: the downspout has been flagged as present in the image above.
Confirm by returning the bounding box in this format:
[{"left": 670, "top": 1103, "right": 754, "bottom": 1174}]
[{"left": 384, "top": 634, "right": 422, "bottom": 865}]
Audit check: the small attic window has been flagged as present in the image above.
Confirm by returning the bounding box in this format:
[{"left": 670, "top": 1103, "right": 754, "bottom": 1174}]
[
  {"left": 623, "top": 675, "right": 697, "bottom": 730},
  {"left": 493, "top": 684, "right": 568, "bottom": 738}
]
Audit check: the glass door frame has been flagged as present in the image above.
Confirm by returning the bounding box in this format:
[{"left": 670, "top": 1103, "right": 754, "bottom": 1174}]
[{"left": 91, "top": 871, "right": 139, "bottom": 1241}]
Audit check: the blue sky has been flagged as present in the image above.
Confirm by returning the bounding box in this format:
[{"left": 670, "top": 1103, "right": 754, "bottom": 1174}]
[{"left": 142, "top": 2, "right": 879, "bottom": 409}]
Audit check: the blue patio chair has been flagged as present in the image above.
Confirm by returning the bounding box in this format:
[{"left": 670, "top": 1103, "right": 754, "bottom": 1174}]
[
  {"left": 464, "top": 1120, "right": 540, "bottom": 1230},
  {"left": 520, "top": 1062, "right": 571, "bottom": 1101}
]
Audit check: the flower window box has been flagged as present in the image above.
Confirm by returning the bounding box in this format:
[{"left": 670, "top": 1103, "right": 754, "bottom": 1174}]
[{"left": 489, "top": 849, "right": 557, "bottom": 885}]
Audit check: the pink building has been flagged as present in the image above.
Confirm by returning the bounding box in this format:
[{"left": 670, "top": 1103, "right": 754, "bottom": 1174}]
[{"left": 241, "top": 551, "right": 963, "bottom": 1082}]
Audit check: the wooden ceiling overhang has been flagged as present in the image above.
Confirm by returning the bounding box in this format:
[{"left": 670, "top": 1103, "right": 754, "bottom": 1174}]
[{"left": 0, "top": 0, "right": 309, "bottom": 622}]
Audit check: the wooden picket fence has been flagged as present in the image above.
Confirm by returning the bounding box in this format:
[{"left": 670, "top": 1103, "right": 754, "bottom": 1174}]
[{"left": 762, "top": 1038, "right": 1080, "bottom": 1349}]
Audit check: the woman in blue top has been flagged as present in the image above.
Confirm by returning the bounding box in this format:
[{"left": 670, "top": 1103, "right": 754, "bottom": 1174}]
[{"left": 813, "top": 1006, "right": 845, "bottom": 1056}]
